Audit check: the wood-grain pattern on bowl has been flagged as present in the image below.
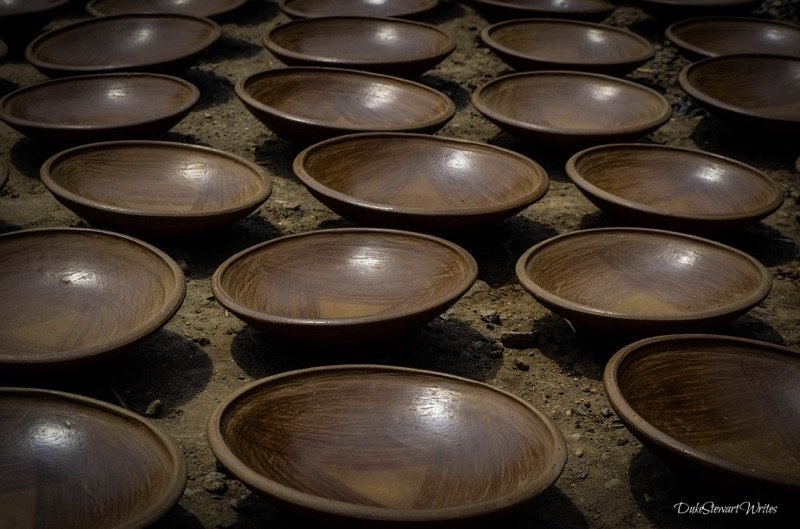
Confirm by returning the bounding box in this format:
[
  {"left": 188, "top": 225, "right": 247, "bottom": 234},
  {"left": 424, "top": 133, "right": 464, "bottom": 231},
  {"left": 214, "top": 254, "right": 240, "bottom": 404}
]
[
  {"left": 666, "top": 17, "right": 800, "bottom": 59},
  {"left": 86, "top": 0, "right": 248, "bottom": 18},
  {"left": 280, "top": 0, "right": 439, "bottom": 18}
]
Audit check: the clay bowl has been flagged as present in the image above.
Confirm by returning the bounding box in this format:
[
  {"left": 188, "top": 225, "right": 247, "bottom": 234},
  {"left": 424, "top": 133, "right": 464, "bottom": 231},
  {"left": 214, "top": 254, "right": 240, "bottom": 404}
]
[
  {"left": 208, "top": 364, "right": 567, "bottom": 525},
  {"left": 635, "top": 0, "right": 764, "bottom": 20},
  {"left": 565, "top": 143, "right": 784, "bottom": 234},
  {"left": 264, "top": 16, "right": 455, "bottom": 78},
  {"left": 472, "top": 71, "right": 672, "bottom": 148},
  {"left": 679, "top": 54, "right": 800, "bottom": 133},
  {"left": 515, "top": 227, "right": 772, "bottom": 336},
  {"left": 470, "top": 0, "right": 617, "bottom": 22},
  {"left": 481, "top": 19, "right": 654, "bottom": 75},
  {"left": 0, "top": 387, "right": 187, "bottom": 528},
  {"left": 86, "top": 0, "right": 248, "bottom": 18},
  {"left": 666, "top": 17, "right": 800, "bottom": 59},
  {"left": 0, "top": 228, "right": 185, "bottom": 369},
  {"left": 280, "top": 0, "right": 439, "bottom": 19},
  {"left": 604, "top": 334, "right": 800, "bottom": 495},
  {"left": 236, "top": 67, "right": 455, "bottom": 144},
  {"left": 0, "top": 73, "right": 199, "bottom": 145},
  {"left": 0, "top": 159, "right": 7, "bottom": 191},
  {"left": 40, "top": 140, "right": 272, "bottom": 236},
  {"left": 25, "top": 14, "right": 221, "bottom": 77},
  {"left": 211, "top": 228, "right": 477, "bottom": 344},
  {"left": 294, "top": 132, "right": 550, "bottom": 231}
]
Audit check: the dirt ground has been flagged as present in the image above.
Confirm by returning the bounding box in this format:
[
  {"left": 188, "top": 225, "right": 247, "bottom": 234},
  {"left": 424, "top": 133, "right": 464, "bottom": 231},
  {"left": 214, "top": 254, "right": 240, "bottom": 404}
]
[{"left": 1, "top": 1, "right": 799, "bottom": 528}]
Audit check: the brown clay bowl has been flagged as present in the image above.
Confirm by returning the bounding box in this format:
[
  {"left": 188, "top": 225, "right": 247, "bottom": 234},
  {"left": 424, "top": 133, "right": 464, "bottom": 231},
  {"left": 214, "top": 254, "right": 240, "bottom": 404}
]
[
  {"left": 25, "top": 14, "right": 221, "bottom": 77},
  {"left": 666, "top": 17, "right": 800, "bottom": 59},
  {"left": 472, "top": 71, "right": 672, "bottom": 147},
  {"left": 481, "top": 19, "right": 654, "bottom": 75},
  {"left": 0, "top": 387, "right": 187, "bottom": 528},
  {"left": 0, "top": 228, "right": 185, "bottom": 368},
  {"left": 264, "top": 16, "right": 454, "bottom": 78},
  {"left": 0, "top": 159, "right": 7, "bottom": 191},
  {"left": 515, "top": 227, "right": 772, "bottom": 335},
  {"left": 40, "top": 140, "right": 272, "bottom": 236},
  {"left": 86, "top": 0, "right": 248, "bottom": 18},
  {"left": 679, "top": 54, "right": 800, "bottom": 133},
  {"left": 470, "top": 0, "right": 617, "bottom": 22},
  {"left": 565, "top": 143, "right": 784, "bottom": 234},
  {"left": 280, "top": 0, "right": 439, "bottom": 18},
  {"left": 236, "top": 67, "right": 455, "bottom": 144},
  {"left": 208, "top": 364, "right": 567, "bottom": 525},
  {"left": 604, "top": 334, "right": 800, "bottom": 495},
  {"left": 0, "top": 73, "right": 199, "bottom": 145},
  {"left": 211, "top": 228, "right": 477, "bottom": 343},
  {"left": 293, "top": 132, "right": 549, "bottom": 231},
  {"left": 634, "top": 0, "right": 764, "bottom": 19}
]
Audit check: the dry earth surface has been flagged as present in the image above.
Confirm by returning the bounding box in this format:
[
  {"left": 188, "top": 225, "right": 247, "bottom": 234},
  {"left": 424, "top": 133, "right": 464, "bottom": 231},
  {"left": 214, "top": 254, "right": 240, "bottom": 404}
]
[{"left": 0, "top": 1, "right": 798, "bottom": 528}]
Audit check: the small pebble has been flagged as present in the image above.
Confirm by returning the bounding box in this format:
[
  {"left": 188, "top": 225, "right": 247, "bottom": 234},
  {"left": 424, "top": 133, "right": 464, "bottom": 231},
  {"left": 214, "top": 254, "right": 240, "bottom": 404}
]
[
  {"left": 580, "top": 471, "right": 589, "bottom": 480},
  {"left": 600, "top": 407, "right": 613, "bottom": 418},
  {"left": 203, "top": 472, "right": 228, "bottom": 494},
  {"left": 144, "top": 399, "right": 163, "bottom": 418},
  {"left": 643, "top": 493, "right": 655, "bottom": 504},
  {"left": 574, "top": 447, "right": 584, "bottom": 458},
  {"left": 501, "top": 330, "right": 539, "bottom": 349},
  {"left": 513, "top": 357, "right": 530, "bottom": 371},
  {"left": 479, "top": 309, "right": 501, "bottom": 325},
  {"left": 617, "top": 437, "right": 629, "bottom": 446}
]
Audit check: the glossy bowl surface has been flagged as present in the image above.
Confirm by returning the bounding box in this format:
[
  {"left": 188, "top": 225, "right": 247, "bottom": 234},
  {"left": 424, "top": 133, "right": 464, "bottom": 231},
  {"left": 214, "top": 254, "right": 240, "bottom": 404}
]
[
  {"left": 515, "top": 227, "right": 772, "bottom": 335},
  {"left": 264, "top": 16, "right": 454, "bottom": 77},
  {"left": 26, "top": 14, "right": 221, "bottom": 76},
  {"left": 472, "top": 71, "right": 672, "bottom": 147},
  {"left": 0, "top": 228, "right": 185, "bottom": 368},
  {"left": 41, "top": 140, "right": 272, "bottom": 236},
  {"left": 666, "top": 17, "right": 800, "bottom": 58},
  {"left": 280, "top": 0, "right": 438, "bottom": 18},
  {"left": 482, "top": 18, "right": 653, "bottom": 75},
  {"left": 0, "top": 73, "right": 199, "bottom": 145},
  {"left": 208, "top": 364, "right": 567, "bottom": 524},
  {"left": 604, "top": 334, "right": 800, "bottom": 493},
  {"left": 0, "top": 387, "right": 187, "bottom": 529},
  {"left": 86, "top": 0, "right": 248, "bottom": 17},
  {"left": 236, "top": 67, "right": 455, "bottom": 144},
  {"left": 565, "top": 143, "right": 783, "bottom": 234},
  {"left": 211, "top": 228, "right": 477, "bottom": 343},
  {"left": 294, "top": 133, "right": 549, "bottom": 231}
]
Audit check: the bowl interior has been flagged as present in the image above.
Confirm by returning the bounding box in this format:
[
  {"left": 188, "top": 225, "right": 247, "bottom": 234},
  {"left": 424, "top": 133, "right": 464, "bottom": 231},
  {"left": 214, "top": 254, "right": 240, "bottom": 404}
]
[
  {"left": 0, "top": 229, "right": 184, "bottom": 366},
  {"left": 0, "top": 388, "right": 186, "bottom": 528},
  {"left": 666, "top": 17, "right": 800, "bottom": 58},
  {"left": 86, "top": 0, "right": 247, "bottom": 17},
  {"left": 607, "top": 335, "right": 800, "bottom": 486},
  {"left": 280, "top": 0, "right": 438, "bottom": 18},
  {"left": 211, "top": 365, "right": 566, "bottom": 519}
]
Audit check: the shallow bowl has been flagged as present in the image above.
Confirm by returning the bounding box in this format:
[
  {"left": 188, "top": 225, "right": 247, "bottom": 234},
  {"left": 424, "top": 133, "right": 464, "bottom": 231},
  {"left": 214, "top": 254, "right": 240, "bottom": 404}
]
[
  {"left": 236, "top": 67, "right": 455, "bottom": 144},
  {"left": 0, "top": 387, "right": 187, "bottom": 528},
  {"left": 472, "top": 71, "right": 672, "bottom": 147},
  {"left": 666, "top": 17, "right": 800, "bottom": 59},
  {"left": 604, "top": 334, "right": 800, "bottom": 494},
  {"left": 211, "top": 228, "right": 477, "bottom": 343},
  {"left": 0, "top": 228, "right": 185, "bottom": 368},
  {"left": 86, "top": 0, "right": 248, "bottom": 17},
  {"left": 679, "top": 54, "right": 800, "bottom": 132},
  {"left": 208, "top": 364, "right": 567, "bottom": 525},
  {"left": 470, "top": 0, "right": 616, "bottom": 21},
  {"left": 26, "top": 14, "right": 221, "bottom": 76},
  {"left": 41, "top": 140, "right": 272, "bottom": 236},
  {"left": 635, "top": 0, "right": 763, "bottom": 19},
  {"left": 294, "top": 132, "right": 549, "bottom": 231},
  {"left": 264, "top": 16, "right": 454, "bottom": 78},
  {"left": 515, "top": 227, "right": 772, "bottom": 335},
  {"left": 565, "top": 143, "right": 783, "bottom": 234},
  {"left": 482, "top": 19, "right": 653, "bottom": 75},
  {"left": 0, "top": 73, "right": 199, "bottom": 145},
  {"left": 280, "top": 0, "right": 438, "bottom": 18}
]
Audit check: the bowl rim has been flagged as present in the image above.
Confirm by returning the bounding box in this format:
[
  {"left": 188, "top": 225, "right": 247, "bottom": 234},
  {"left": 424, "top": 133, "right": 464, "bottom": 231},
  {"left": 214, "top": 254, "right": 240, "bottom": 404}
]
[
  {"left": 471, "top": 70, "right": 672, "bottom": 138},
  {"left": 40, "top": 139, "right": 272, "bottom": 219},
  {"left": 211, "top": 227, "right": 478, "bottom": 328},
  {"left": 85, "top": 0, "right": 249, "bottom": 17},
  {"left": 0, "top": 386, "right": 188, "bottom": 524},
  {"left": 280, "top": 0, "right": 439, "bottom": 19},
  {"left": 678, "top": 53, "right": 800, "bottom": 126},
  {"left": 293, "top": 131, "right": 550, "bottom": 218},
  {"left": 0, "top": 72, "right": 200, "bottom": 132},
  {"left": 665, "top": 16, "right": 800, "bottom": 58},
  {"left": 565, "top": 142, "right": 784, "bottom": 221},
  {"left": 515, "top": 226, "right": 773, "bottom": 323},
  {"left": 0, "top": 227, "right": 186, "bottom": 367},
  {"left": 207, "top": 363, "right": 568, "bottom": 523},
  {"left": 235, "top": 66, "right": 456, "bottom": 133},
  {"left": 263, "top": 15, "right": 455, "bottom": 67},
  {"left": 603, "top": 333, "right": 800, "bottom": 488},
  {"left": 25, "top": 13, "right": 221, "bottom": 75},
  {"left": 481, "top": 17, "right": 654, "bottom": 67},
  {"left": 470, "top": 0, "right": 616, "bottom": 15}
]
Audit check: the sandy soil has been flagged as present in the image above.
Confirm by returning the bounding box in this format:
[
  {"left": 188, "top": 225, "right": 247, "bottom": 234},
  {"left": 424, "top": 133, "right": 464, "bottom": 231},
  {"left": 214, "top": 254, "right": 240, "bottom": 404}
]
[{"left": 0, "top": 1, "right": 798, "bottom": 528}]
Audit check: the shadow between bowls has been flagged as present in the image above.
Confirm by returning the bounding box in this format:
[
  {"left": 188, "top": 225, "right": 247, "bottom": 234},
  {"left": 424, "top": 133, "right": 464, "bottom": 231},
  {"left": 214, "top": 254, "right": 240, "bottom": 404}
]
[
  {"left": 469, "top": 0, "right": 617, "bottom": 22},
  {"left": 280, "top": 0, "right": 440, "bottom": 19},
  {"left": 85, "top": 0, "right": 249, "bottom": 18}
]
